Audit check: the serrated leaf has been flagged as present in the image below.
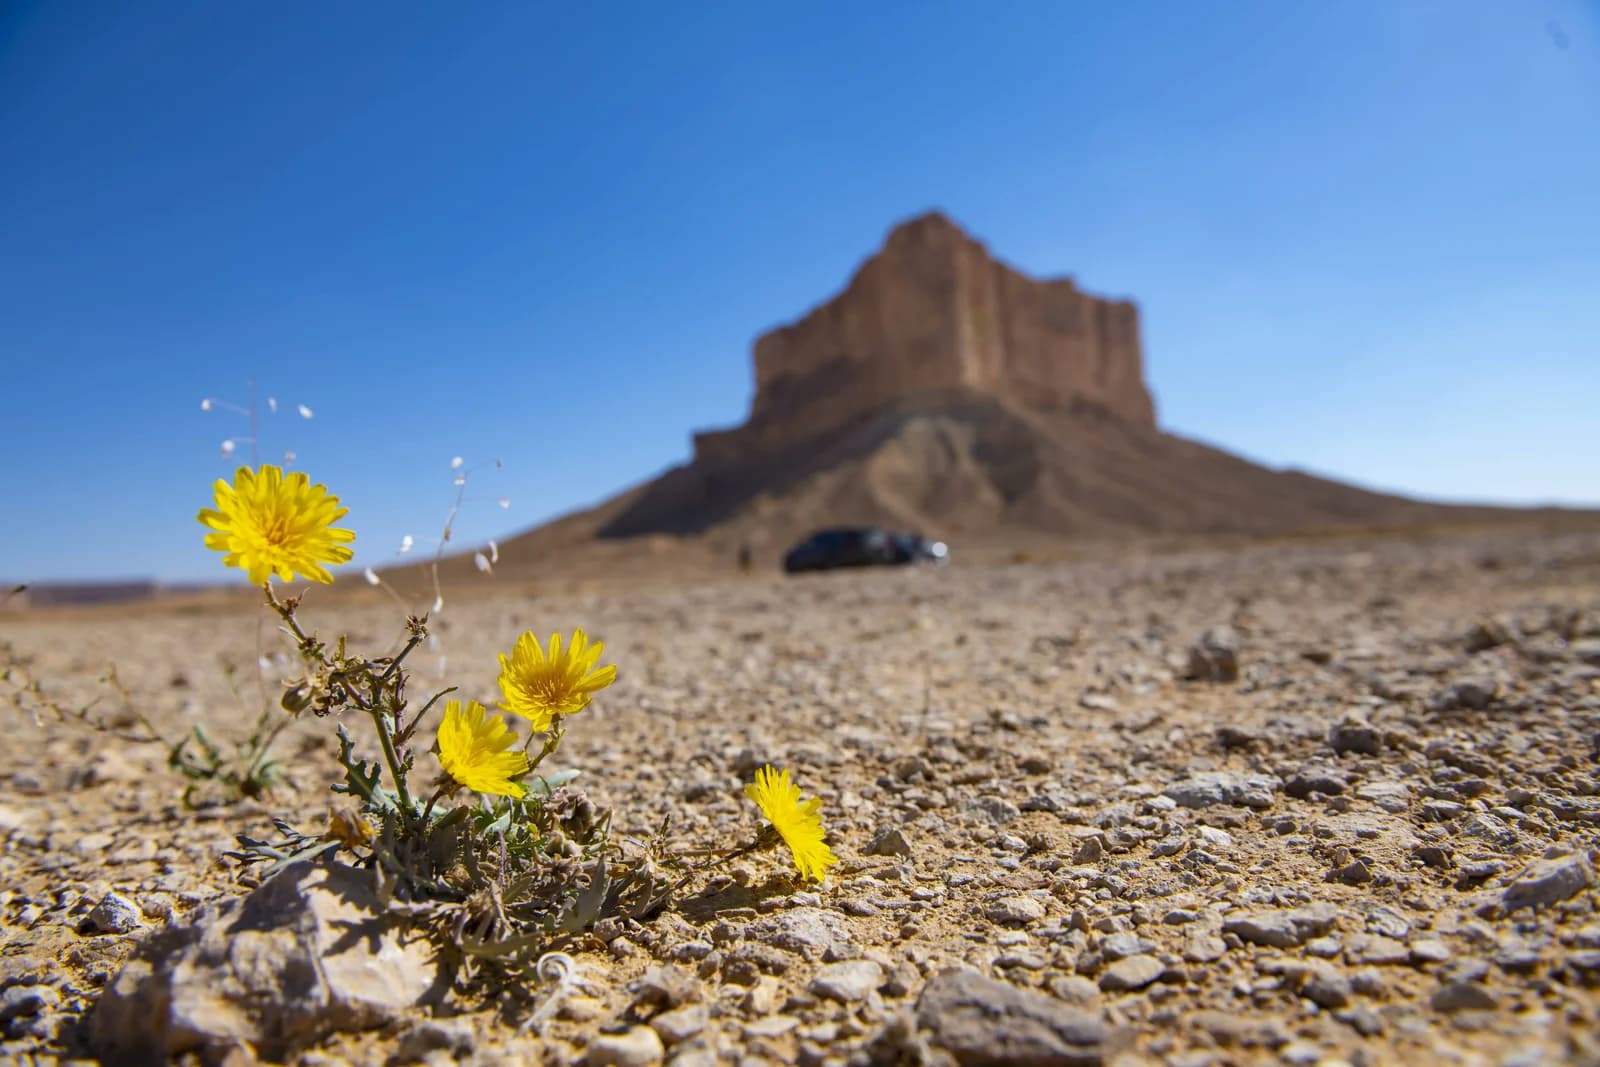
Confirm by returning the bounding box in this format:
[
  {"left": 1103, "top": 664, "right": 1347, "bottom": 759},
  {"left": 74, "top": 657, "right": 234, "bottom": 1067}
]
[{"left": 556, "top": 854, "right": 609, "bottom": 934}]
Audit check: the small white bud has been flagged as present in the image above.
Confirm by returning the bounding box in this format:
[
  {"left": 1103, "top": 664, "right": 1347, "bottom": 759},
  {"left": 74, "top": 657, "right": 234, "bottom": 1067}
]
[
  {"left": 450, "top": 456, "right": 464, "bottom": 469},
  {"left": 453, "top": 474, "right": 466, "bottom": 487},
  {"left": 297, "top": 404, "right": 314, "bottom": 419},
  {"left": 200, "top": 398, "right": 213, "bottom": 412},
  {"left": 267, "top": 397, "right": 278, "bottom": 414},
  {"left": 488, "top": 539, "right": 499, "bottom": 563},
  {"left": 363, "top": 567, "right": 380, "bottom": 586},
  {"left": 399, "top": 535, "right": 414, "bottom": 554},
  {"left": 497, "top": 497, "right": 511, "bottom": 509},
  {"left": 474, "top": 551, "right": 491, "bottom": 573},
  {"left": 432, "top": 595, "right": 444, "bottom": 615},
  {"left": 220, "top": 439, "right": 236, "bottom": 456}
]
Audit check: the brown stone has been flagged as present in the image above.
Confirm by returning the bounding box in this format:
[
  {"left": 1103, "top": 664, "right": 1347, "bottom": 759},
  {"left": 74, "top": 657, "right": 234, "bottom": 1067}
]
[{"left": 695, "top": 212, "right": 1154, "bottom": 468}]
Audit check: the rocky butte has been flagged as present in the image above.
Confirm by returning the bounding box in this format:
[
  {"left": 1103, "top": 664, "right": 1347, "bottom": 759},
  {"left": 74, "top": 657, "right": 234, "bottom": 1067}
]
[
  {"left": 425, "top": 208, "right": 1562, "bottom": 584},
  {"left": 692, "top": 210, "right": 1155, "bottom": 468}
]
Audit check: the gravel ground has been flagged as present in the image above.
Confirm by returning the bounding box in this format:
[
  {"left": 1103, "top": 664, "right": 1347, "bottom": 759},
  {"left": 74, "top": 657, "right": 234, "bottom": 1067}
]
[{"left": 3, "top": 528, "right": 1599, "bottom": 1066}]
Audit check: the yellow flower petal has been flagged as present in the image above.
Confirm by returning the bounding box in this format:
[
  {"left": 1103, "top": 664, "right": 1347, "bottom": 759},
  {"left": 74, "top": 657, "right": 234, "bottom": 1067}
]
[
  {"left": 744, "top": 765, "right": 838, "bottom": 882},
  {"left": 437, "top": 699, "right": 530, "bottom": 798},
  {"left": 196, "top": 464, "right": 355, "bottom": 586},
  {"left": 497, "top": 628, "right": 618, "bottom": 732}
]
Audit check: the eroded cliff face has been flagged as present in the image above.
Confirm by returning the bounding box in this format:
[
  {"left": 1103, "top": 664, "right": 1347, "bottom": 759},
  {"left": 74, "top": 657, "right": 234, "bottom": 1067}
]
[
  {"left": 694, "top": 212, "right": 1154, "bottom": 467},
  {"left": 582, "top": 212, "right": 1484, "bottom": 545}
]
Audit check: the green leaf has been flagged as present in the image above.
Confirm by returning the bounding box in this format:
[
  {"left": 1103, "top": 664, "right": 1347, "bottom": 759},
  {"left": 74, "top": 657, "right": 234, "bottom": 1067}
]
[
  {"left": 556, "top": 854, "right": 609, "bottom": 934},
  {"left": 527, "top": 768, "right": 580, "bottom": 797},
  {"left": 332, "top": 723, "right": 399, "bottom": 813}
]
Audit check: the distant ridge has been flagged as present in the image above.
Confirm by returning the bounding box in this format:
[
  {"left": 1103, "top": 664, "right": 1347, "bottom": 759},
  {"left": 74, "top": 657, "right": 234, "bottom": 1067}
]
[
  {"left": 495, "top": 211, "right": 1516, "bottom": 561},
  {"left": 378, "top": 212, "right": 1600, "bottom": 589},
  {"left": 14, "top": 212, "right": 1593, "bottom": 608}
]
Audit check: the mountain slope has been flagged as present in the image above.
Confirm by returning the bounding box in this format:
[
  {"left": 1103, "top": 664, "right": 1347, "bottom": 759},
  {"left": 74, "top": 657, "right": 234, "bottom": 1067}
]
[{"left": 589, "top": 390, "right": 1502, "bottom": 553}]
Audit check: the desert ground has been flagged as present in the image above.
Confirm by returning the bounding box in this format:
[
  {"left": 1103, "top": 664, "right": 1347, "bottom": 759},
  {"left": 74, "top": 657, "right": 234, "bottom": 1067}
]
[{"left": 3, "top": 526, "right": 1599, "bottom": 1066}]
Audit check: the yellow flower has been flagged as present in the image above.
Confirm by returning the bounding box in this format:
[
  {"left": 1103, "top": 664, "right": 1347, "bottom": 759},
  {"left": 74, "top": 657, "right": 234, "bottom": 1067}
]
[
  {"left": 437, "top": 699, "right": 530, "bottom": 798},
  {"left": 744, "top": 765, "right": 839, "bottom": 882},
  {"left": 197, "top": 465, "right": 355, "bottom": 585},
  {"left": 497, "top": 629, "right": 617, "bottom": 732}
]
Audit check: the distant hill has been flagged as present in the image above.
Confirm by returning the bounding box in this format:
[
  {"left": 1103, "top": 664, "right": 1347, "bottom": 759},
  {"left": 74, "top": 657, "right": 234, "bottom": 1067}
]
[
  {"left": 463, "top": 212, "right": 1538, "bottom": 574},
  {"left": 14, "top": 212, "right": 1588, "bottom": 609},
  {"left": 353, "top": 211, "right": 1592, "bottom": 595}
]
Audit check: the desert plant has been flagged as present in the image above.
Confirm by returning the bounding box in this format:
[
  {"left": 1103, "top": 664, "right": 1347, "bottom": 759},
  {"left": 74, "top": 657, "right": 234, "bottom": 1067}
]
[{"left": 198, "top": 462, "right": 679, "bottom": 996}]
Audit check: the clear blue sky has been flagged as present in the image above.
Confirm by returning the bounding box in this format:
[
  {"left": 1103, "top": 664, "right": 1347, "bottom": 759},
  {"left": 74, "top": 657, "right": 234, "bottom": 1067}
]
[{"left": 3, "top": 1, "right": 1597, "bottom": 583}]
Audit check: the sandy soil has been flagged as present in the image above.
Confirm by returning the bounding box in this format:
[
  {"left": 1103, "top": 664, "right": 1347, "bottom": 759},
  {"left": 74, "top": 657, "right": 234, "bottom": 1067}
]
[{"left": 3, "top": 528, "right": 1599, "bottom": 1066}]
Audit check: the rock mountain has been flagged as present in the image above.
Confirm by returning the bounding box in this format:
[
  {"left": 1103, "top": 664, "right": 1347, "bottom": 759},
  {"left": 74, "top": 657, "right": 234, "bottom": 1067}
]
[
  {"left": 694, "top": 210, "right": 1155, "bottom": 467},
  {"left": 451, "top": 211, "right": 1524, "bottom": 580}
]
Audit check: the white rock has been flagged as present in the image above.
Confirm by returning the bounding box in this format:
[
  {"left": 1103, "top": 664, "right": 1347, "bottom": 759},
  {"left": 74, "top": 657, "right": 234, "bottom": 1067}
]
[
  {"left": 1503, "top": 853, "right": 1595, "bottom": 911},
  {"left": 84, "top": 892, "right": 143, "bottom": 935},
  {"left": 649, "top": 1003, "right": 708, "bottom": 1045},
  {"left": 986, "top": 896, "right": 1047, "bottom": 925},
  {"left": 808, "top": 960, "right": 883, "bottom": 1003},
  {"left": 91, "top": 862, "right": 442, "bottom": 1062},
  {"left": 586, "top": 1025, "right": 665, "bottom": 1067}
]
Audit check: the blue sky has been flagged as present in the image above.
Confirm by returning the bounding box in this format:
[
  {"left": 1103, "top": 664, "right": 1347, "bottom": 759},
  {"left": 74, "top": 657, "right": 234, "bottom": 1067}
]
[{"left": 2, "top": 1, "right": 1597, "bottom": 582}]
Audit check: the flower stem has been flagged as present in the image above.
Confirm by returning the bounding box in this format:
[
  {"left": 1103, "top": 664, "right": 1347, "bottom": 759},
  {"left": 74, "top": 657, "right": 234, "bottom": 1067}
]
[
  {"left": 666, "top": 838, "right": 767, "bottom": 862},
  {"left": 397, "top": 685, "right": 456, "bottom": 746},
  {"left": 420, "top": 781, "right": 455, "bottom": 827},
  {"left": 379, "top": 627, "right": 426, "bottom": 689},
  {"left": 368, "top": 703, "right": 416, "bottom": 819},
  {"left": 527, "top": 720, "right": 565, "bottom": 775},
  {"left": 262, "top": 583, "right": 314, "bottom": 648}
]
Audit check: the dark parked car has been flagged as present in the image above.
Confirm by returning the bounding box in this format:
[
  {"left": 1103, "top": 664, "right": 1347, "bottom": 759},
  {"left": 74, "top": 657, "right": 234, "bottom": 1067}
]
[
  {"left": 782, "top": 526, "right": 948, "bottom": 574},
  {"left": 889, "top": 531, "right": 950, "bottom": 564}
]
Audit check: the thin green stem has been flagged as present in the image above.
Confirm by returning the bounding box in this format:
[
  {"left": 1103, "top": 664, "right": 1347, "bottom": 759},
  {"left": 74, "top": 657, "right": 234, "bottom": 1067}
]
[
  {"left": 397, "top": 685, "right": 456, "bottom": 746},
  {"left": 243, "top": 708, "right": 293, "bottom": 781},
  {"left": 368, "top": 704, "right": 416, "bottom": 819},
  {"left": 526, "top": 720, "right": 564, "bottom": 775}
]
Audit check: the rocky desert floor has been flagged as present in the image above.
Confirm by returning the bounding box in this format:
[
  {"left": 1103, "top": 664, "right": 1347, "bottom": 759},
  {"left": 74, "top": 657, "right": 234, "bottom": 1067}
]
[{"left": 3, "top": 527, "right": 1600, "bottom": 1067}]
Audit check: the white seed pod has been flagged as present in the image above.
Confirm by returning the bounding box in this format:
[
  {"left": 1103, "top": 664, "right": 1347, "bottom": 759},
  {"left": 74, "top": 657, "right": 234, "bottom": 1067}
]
[
  {"left": 399, "top": 535, "right": 414, "bottom": 554},
  {"left": 488, "top": 539, "right": 499, "bottom": 563},
  {"left": 450, "top": 456, "right": 464, "bottom": 469},
  {"left": 220, "top": 439, "right": 236, "bottom": 456},
  {"left": 267, "top": 397, "right": 278, "bottom": 414},
  {"left": 200, "top": 398, "right": 214, "bottom": 412},
  {"left": 474, "top": 551, "right": 491, "bottom": 574},
  {"left": 363, "top": 567, "right": 380, "bottom": 586},
  {"left": 297, "top": 404, "right": 314, "bottom": 419},
  {"left": 432, "top": 595, "right": 444, "bottom": 614},
  {"left": 497, "top": 497, "right": 511, "bottom": 509}
]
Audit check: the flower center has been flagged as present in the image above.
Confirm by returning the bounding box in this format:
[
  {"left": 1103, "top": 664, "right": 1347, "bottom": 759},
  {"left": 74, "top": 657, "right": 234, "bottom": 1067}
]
[
  {"left": 261, "top": 515, "right": 292, "bottom": 547},
  {"left": 522, "top": 666, "right": 569, "bottom": 702}
]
